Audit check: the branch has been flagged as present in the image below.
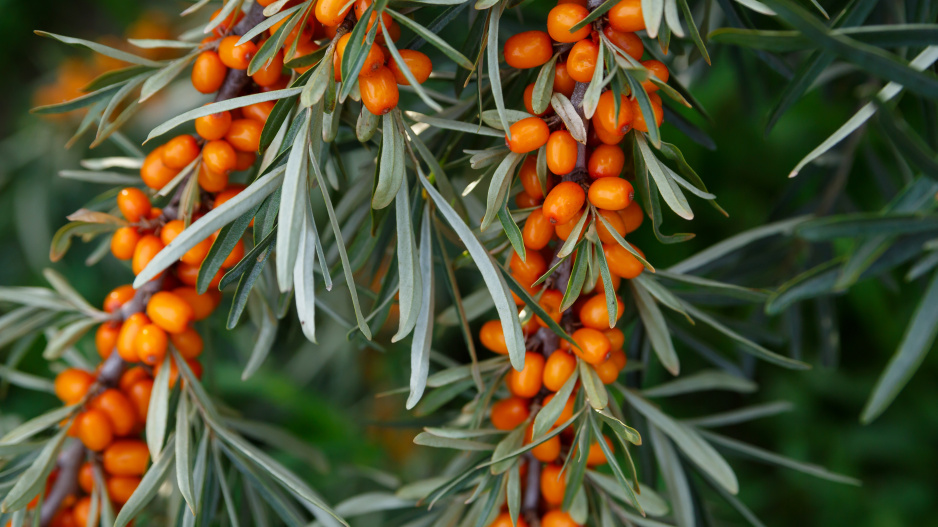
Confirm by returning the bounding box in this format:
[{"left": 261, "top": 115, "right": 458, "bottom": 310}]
[
  {"left": 522, "top": 453, "right": 541, "bottom": 525},
  {"left": 214, "top": 2, "right": 268, "bottom": 102},
  {"left": 39, "top": 441, "right": 84, "bottom": 526}
]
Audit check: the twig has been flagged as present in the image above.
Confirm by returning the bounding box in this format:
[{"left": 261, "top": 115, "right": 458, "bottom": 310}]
[
  {"left": 522, "top": 453, "right": 541, "bottom": 524},
  {"left": 214, "top": 2, "right": 268, "bottom": 102},
  {"left": 39, "top": 442, "right": 85, "bottom": 526}
]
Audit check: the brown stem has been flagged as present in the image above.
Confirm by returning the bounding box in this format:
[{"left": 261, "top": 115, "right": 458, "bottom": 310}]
[
  {"left": 522, "top": 453, "right": 541, "bottom": 522},
  {"left": 214, "top": 2, "right": 268, "bottom": 102},
  {"left": 39, "top": 440, "right": 84, "bottom": 525}
]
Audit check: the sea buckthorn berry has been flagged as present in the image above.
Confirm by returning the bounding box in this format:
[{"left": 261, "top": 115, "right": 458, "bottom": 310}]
[
  {"left": 360, "top": 66, "right": 400, "bottom": 115},
  {"left": 54, "top": 368, "right": 95, "bottom": 404},
  {"left": 147, "top": 291, "right": 194, "bottom": 334},
  {"left": 103, "top": 440, "right": 150, "bottom": 476},
  {"left": 512, "top": 281, "right": 543, "bottom": 305},
  {"left": 225, "top": 119, "right": 263, "bottom": 152},
  {"left": 107, "top": 476, "right": 141, "bottom": 505},
  {"left": 543, "top": 350, "right": 577, "bottom": 391},
  {"left": 595, "top": 90, "right": 633, "bottom": 134},
  {"left": 619, "top": 201, "right": 644, "bottom": 233},
  {"left": 198, "top": 163, "right": 229, "bottom": 193},
  {"left": 202, "top": 140, "right": 237, "bottom": 174},
  {"left": 516, "top": 191, "right": 540, "bottom": 209},
  {"left": 542, "top": 510, "right": 581, "bottom": 527},
  {"left": 566, "top": 39, "right": 599, "bottom": 83},
  {"left": 132, "top": 234, "right": 164, "bottom": 276},
  {"left": 104, "top": 285, "right": 135, "bottom": 313},
  {"left": 192, "top": 51, "right": 227, "bottom": 94},
  {"left": 592, "top": 120, "right": 626, "bottom": 145},
  {"left": 603, "top": 26, "right": 644, "bottom": 60},
  {"left": 609, "top": 0, "right": 645, "bottom": 32},
  {"left": 508, "top": 352, "right": 545, "bottom": 398},
  {"left": 588, "top": 177, "right": 634, "bottom": 210},
  {"left": 177, "top": 262, "right": 223, "bottom": 289},
  {"left": 119, "top": 366, "right": 148, "bottom": 392},
  {"left": 579, "top": 293, "right": 624, "bottom": 329},
  {"left": 161, "top": 135, "right": 200, "bottom": 169},
  {"left": 641, "top": 60, "right": 669, "bottom": 92},
  {"left": 519, "top": 157, "right": 550, "bottom": 200},
  {"left": 554, "top": 62, "right": 577, "bottom": 97},
  {"left": 171, "top": 327, "right": 204, "bottom": 359},
  {"left": 542, "top": 392, "right": 575, "bottom": 427},
  {"left": 316, "top": 0, "right": 354, "bottom": 27},
  {"left": 631, "top": 96, "right": 664, "bottom": 132},
  {"left": 195, "top": 110, "right": 232, "bottom": 141},
  {"left": 236, "top": 151, "right": 257, "bottom": 171},
  {"left": 127, "top": 380, "right": 153, "bottom": 421},
  {"left": 141, "top": 146, "right": 180, "bottom": 190},
  {"left": 506, "top": 117, "right": 550, "bottom": 154},
  {"left": 604, "top": 243, "right": 644, "bottom": 278},
  {"left": 596, "top": 208, "right": 627, "bottom": 245},
  {"left": 218, "top": 36, "right": 257, "bottom": 70},
  {"left": 554, "top": 209, "right": 584, "bottom": 241},
  {"left": 90, "top": 389, "right": 137, "bottom": 436},
  {"left": 96, "top": 323, "right": 120, "bottom": 359},
  {"left": 587, "top": 436, "right": 614, "bottom": 466},
  {"left": 242, "top": 101, "right": 275, "bottom": 123},
  {"left": 547, "top": 4, "right": 591, "bottom": 43},
  {"left": 588, "top": 144, "right": 625, "bottom": 179},
  {"left": 78, "top": 409, "right": 114, "bottom": 451},
  {"left": 523, "top": 209, "right": 554, "bottom": 250},
  {"left": 135, "top": 323, "right": 168, "bottom": 366},
  {"left": 333, "top": 34, "right": 386, "bottom": 81},
  {"left": 172, "top": 287, "right": 218, "bottom": 321},
  {"left": 594, "top": 357, "right": 620, "bottom": 384},
  {"left": 78, "top": 462, "right": 94, "bottom": 494},
  {"left": 510, "top": 250, "right": 547, "bottom": 286},
  {"left": 489, "top": 512, "right": 530, "bottom": 527},
  {"left": 480, "top": 320, "right": 509, "bottom": 355},
  {"left": 251, "top": 50, "right": 284, "bottom": 87},
  {"left": 540, "top": 464, "right": 566, "bottom": 505},
  {"left": 490, "top": 396, "right": 530, "bottom": 430},
  {"left": 117, "top": 188, "right": 151, "bottom": 222},
  {"left": 546, "top": 130, "right": 578, "bottom": 175},
  {"left": 536, "top": 289, "right": 564, "bottom": 327},
  {"left": 609, "top": 348, "right": 627, "bottom": 369},
  {"left": 543, "top": 181, "right": 586, "bottom": 224},
  {"left": 72, "top": 497, "right": 96, "bottom": 527},
  {"left": 159, "top": 220, "right": 204, "bottom": 265},
  {"left": 596, "top": 270, "right": 622, "bottom": 293},
  {"left": 111, "top": 227, "right": 141, "bottom": 261},
  {"left": 524, "top": 84, "right": 551, "bottom": 117},
  {"left": 117, "top": 312, "right": 150, "bottom": 362},
  {"left": 503, "top": 31, "right": 553, "bottom": 69},
  {"left": 287, "top": 39, "right": 322, "bottom": 74},
  {"left": 388, "top": 49, "right": 432, "bottom": 85},
  {"left": 572, "top": 327, "right": 611, "bottom": 364},
  {"left": 525, "top": 424, "right": 561, "bottom": 462}
]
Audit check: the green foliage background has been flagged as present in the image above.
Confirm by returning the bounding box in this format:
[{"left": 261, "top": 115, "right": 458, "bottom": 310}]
[{"left": 1, "top": 1, "right": 936, "bottom": 525}]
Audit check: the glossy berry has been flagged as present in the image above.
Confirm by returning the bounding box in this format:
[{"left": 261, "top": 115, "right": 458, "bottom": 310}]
[
  {"left": 90, "top": 389, "right": 137, "bottom": 436},
  {"left": 619, "top": 201, "right": 644, "bottom": 233},
  {"left": 542, "top": 510, "right": 581, "bottom": 527},
  {"left": 536, "top": 289, "right": 564, "bottom": 327},
  {"left": 554, "top": 62, "right": 577, "bottom": 97},
  {"left": 95, "top": 322, "right": 120, "bottom": 359},
  {"left": 588, "top": 144, "right": 625, "bottom": 179},
  {"left": 603, "top": 26, "right": 644, "bottom": 60},
  {"left": 218, "top": 36, "right": 257, "bottom": 70},
  {"left": 604, "top": 243, "right": 644, "bottom": 278},
  {"left": 242, "top": 101, "right": 275, "bottom": 123},
  {"left": 195, "top": 110, "right": 232, "bottom": 141},
  {"left": 547, "top": 4, "right": 591, "bottom": 43},
  {"left": 523, "top": 83, "right": 551, "bottom": 116},
  {"left": 490, "top": 396, "right": 530, "bottom": 430},
  {"left": 119, "top": 366, "right": 148, "bottom": 392},
  {"left": 78, "top": 409, "right": 113, "bottom": 451},
  {"left": 161, "top": 135, "right": 200, "bottom": 169},
  {"left": 480, "top": 320, "right": 509, "bottom": 355},
  {"left": 103, "top": 285, "right": 135, "bottom": 313},
  {"left": 608, "top": 0, "right": 645, "bottom": 33},
  {"left": 172, "top": 287, "right": 219, "bottom": 321},
  {"left": 202, "top": 139, "right": 237, "bottom": 175},
  {"left": 72, "top": 497, "right": 96, "bottom": 527},
  {"left": 519, "top": 157, "right": 549, "bottom": 200},
  {"left": 595, "top": 90, "right": 633, "bottom": 134},
  {"left": 580, "top": 293, "right": 623, "bottom": 329},
  {"left": 588, "top": 177, "right": 633, "bottom": 210},
  {"left": 135, "top": 323, "right": 168, "bottom": 365},
  {"left": 54, "top": 368, "right": 95, "bottom": 404},
  {"left": 540, "top": 464, "right": 566, "bottom": 505},
  {"left": 503, "top": 31, "right": 553, "bottom": 69},
  {"left": 554, "top": 209, "right": 584, "bottom": 241},
  {"left": 516, "top": 191, "right": 541, "bottom": 209},
  {"left": 506, "top": 117, "right": 550, "bottom": 154},
  {"left": 161, "top": 219, "right": 212, "bottom": 265},
  {"left": 225, "top": 119, "right": 263, "bottom": 152},
  {"left": 631, "top": 96, "right": 664, "bottom": 132},
  {"left": 546, "top": 130, "right": 578, "bottom": 175},
  {"left": 140, "top": 146, "right": 180, "bottom": 190},
  {"left": 316, "top": 0, "right": 354, "bottom": 27},
  {"left": 198, "top": 163, "right": 229, "bottom": 192},
  {"left": 609, "top": 348, "right": 627, "bottom": 370},
  {"left": 566, "top": 38, "right": 599, "bottom": 83},
  {"left": 572, "top": 327, "right": 611, "bottom": 364},
  {"left": 592, "top": 120, "right": 625, "bottom": 145},
  {"left": 542, "top": 392, "right": 575, "bottom": 427},
  {"left": 132, "top": 234, "right": 164, "bottom": 276},
  {"left": 117, "top": 312, "right": 149, "bottom": 362},
  {"left": 171, "top": 327, "right": 204, "bottom": 359},
  {"left": 192, "top": 51, "right": 227, "bottom": 94},
  {"left": 146, "top": 291, "right": 194, "bottom": 334},
  {"left": 508, "top": 352, "right": 545, "bottom": 398},
  {"left": 360, "top": 67, "right": 400, "bottom": 115},
  {"left": 543, "top": 350, "right": 577, "bottom": 391},
  {"left": 78, "top": 462, "right": 94, "bottom": 493},
  {"left": 542, "top": 181, "right": 586, "bottom": 224},
  {"left": 111, "top": 227, "right": 141, "bottom": 261},
  {"left": 595, "top": 208, "right": 627, "bottom": 244},
  {"left": 117, "top": 188, "right": 151, "bottom": 222},
  {"left": 252, "top": 50, "right": 284, "bottom": 87},
  {"left": 126, "top": 380, "right": 153, "bottom": 421},
  {"left": 527, "top": 425, "right": 561, "bottom": 462},
  {"left": 594, "top": 357, "right": 620, "bottom": 383},
  {"left": 523, "top": 208, "right": 554, "bottom": 250},
  {"left": 107, "top": 476, "right": 141, "bottom": 505},
  {"left": 641, "top": 60, "right": 669, "bottom": 92},
  {"left": 103, "top": 440, "right": 150, "bottom": 476},
  {"left": 334, "top": 34, "right": 385, "bottom": 81},
  {"left": 388, "top": 49, "right": 432, "bottom": 85},
  {"left": 510, "top": 250, "right": 547, "bottom": 286}
]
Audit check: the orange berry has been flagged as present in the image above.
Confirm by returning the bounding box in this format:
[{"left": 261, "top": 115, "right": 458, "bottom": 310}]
[
  {"left": 198, "top": 163, "right": 229, "bottom": 192},
  {"left": 78, "top": 462, "right": 95, "bottom": 494},
  {"left": 192, "top": 50, "right": 227, "bottom": 94},
  {"left": 490, "top": 396, "right": 530, "bottom": 430},
  {"left": 540, "top": 464, "right": 566, "bottom": 505},
  {"left": 316, "top": 0, "right": 354, "bottom": 26},
  {"left": 546, "top": 130, "right": 578, "bottom": 175},
  {"left": 523, "top": 208, "right": 554, "bottom": 250},
  {"left": 519, "top": 157, "right": 551, "bottom": 200},
  {"left": 118, "top": 366, "right": 149, "bottom": 392},
  {"left": 510, "top": 250, "right": 547, "bottom": 286},
  {"left": 95, "top": 322, "right": 120, "bottom": 359},
  {"left": 140, "top": 146, "right": 180, "bottom": 190},
  {"left": 202, "top": 139, "right": 237, "bottom": 174},
  {"left": 503, "top": 31, "right": 553, "bottom": 69},
  {"left": 132, "top": 234, "right": 164, "bottom": 276},
  {"left": 117, "top": 312, "right": 149, "bottom": 362},
  {"left": 90, "top": 389, "right": 137, "bottom": 436},
  {"left": 489, "top": 512, "right": 529, "bottom": 527},
  {"left": 641, "top": 59, "right": 669, "bottom": 92},
  {"left": 608, "top": 0, "right": 645, "bottom": 33},
  {"left": 587, "top": 435, "right": 613, "bottom": 465},
  {"left": 543, "top": 350, "right": 576, "bottom": 391},
  {"left": 146, "top": 291, "right": 194, "bottom": 334},
  {"left": 388, "top": 49, "right": 432, "bottom": 85},
  {"left": 126, "top": 380, "right": 153, "bottom": 421},
  {"left": 508, "top": 352, "right": 545, "bottom": 398},
  {"left": 506, "top": 117, "right": 550, "bottom": 153},
  {"left": 516, "top": 191, "right": 541, "bottom": 209},
  {"left": 631, "top": 96, "right": 664, "bottom": 132},
  {"left": 117, "top": 188, "right": 152, "bottom": 223},
  {"left": 595, "top": 90, "right": 633, "bottom": 134},
  {"left": 134, "top": 323, "right": 168, "bottom": 366},
  {"left": 536, "top": 289, "right": 564, "bottom": 327},
  {"left": 592, "top": 120, "right": 626, "bottom": 145},
  {"left": 595, "top": 208, "right": 626, "bottom": 244},
  {"left": 554, "top": 209, "right": 584, "bottom": 241},
  {"left": 566, "top": 38, "right": 599, "bottom": 83},
  {"left": 195, "top": 110, "right": 232, "bottom": 141},
  {"left": 588, "top": 177, "right": 633, "bottom": 210},
  {"left": 171, "top": 327, "right": 204, "bottom": 359},
  {"left": 525, "top": 424, "right": 561, "bottom": 462},
  {"left": 588, "top": 144, "right": 625, "bottom": 179},
  {"left": 334, "top": 34, "right": 386, "bottom": 81},
  {"left": 72, "top": 497, "right": 97, "bottom": 527},
  {"left": 554, "top": 62, "right": 577, "bottom": 97},
  {"left": 236, "top": 151, "right": 257, "bottom": 171},
  {"left": 480, "top": 320, "right": 509, "bottom": 354},
  {"left": 103, "top": 440, "right": 150, "bottom": 476},
  {"left": 107, "top": 476, "right": 141, "bottom": 505},
  {"left": 161, "top": 135, "right": 200, "bottom": 169},
  {"left": 594, "top": 357, "right": 620, "bottom": 384},
  {"left": 542, "top": 181, "right": 586, "bottom": 224},
  {"left": 609, "top": 348, "right": 627, "bottom": 369},
  {"left": 54, "top": 368, "right": 95, "bottom": 405},
  {"left": 78, "top": 409, "right": 114, "bottom": 451},
  {"left": 572, "top": 327, "right": 611, "bottom": 365},
  {"left": 111, "top": 227, "right": 141, "bottom": 261},
  {"left": 547, "top": 4, "right": 591, "bottom": 43},
  {"left": 225, "top": 119, "right": 262, "bottom": 153},
  {"left": 603, "top": 26, "right": 644, "bottom": 60},
  {"left": 251, "top": 50, "right": 284, "bottom": 87},
  {"left": 542, "top": 510, "right": 580, "bottom": 527},
  {"left": 218, "top": 36, "right": 257, "bottom": 70},
  {"left": 619, "top": 201, "right": 644, "bottom": 233},
  {"left": 103, "top": 285, "right": 135, "bottom": 313},
  {"left": 523, "top": 83, "right": 552, "bottom": 117},
  {"left": 286, "top": 39, "right": 321, "bottom": 74},
  {"left": 241, "top": 101, "right": 275, "bottom": 124},
  {"left": 172, "top": 287, "right": 219, "bottom": 321},
  {"left": 359, "top": 66, "right": 399, "bottom": 115},
  {"left": 604, "top": 243, "right": 644, "bottom": 279},
  {"left": 542, "top": 392, "right": 575, "bottom": 427},
  {"left": 160, "top": 219, "right": 211, "bottom": 265}
]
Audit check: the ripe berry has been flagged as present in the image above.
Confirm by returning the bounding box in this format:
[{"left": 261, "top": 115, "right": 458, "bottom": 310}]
[
  {"left": 594, "top": 357, "right": 620, "bottom": 383},
  {"left": 198, "top": 163, "right": 229, "bottom": 192},
  {"left": 192, "top": 50, "right": 227, "bottom": 94},
  {"left": 126, "top": 379, "right": 153, "bottom": 421},
  {"left": 334, "top": 34, "right": 385, "bottom": 81},
  {"left": 286, "top": 39, "right": 322, "bottom": 74},
  {"left": 489, "top": 512, "right": 529, "bottom": 527},
  {"left": 103, "top": 285, "right": 135, "bottom": 313},
  {"left": 135, "top": 323, "right": 168, "bottom": 365},
  {"left": 171, "top": 327, "right": 204, "bottom": 359},
  {"left": 619, "top": 201, "right": 644, "bottom": 233},
  {"left": 631, "top": 96, "right": 664, "bottom": 132},
  {"left": 546, "top": 130, "right": 578, "bottom": 175},
  {"left": 542, "top": 181, "right": 586, "bottom": 224},
  {"left": 225, "top": 119, "right": 263, "bottom": 152},
  {"left": 608, "top": 0, "right": 645, "bottom": 33},
  {"left": 604, "top": 243, "right": 644, "bottom": 278},
  {"left": 519, "top": 157, "right": 550, "bottom": 200},
  {"left": 107, "top": 476, "right": 141, "bottom": 505},
  {"left": 547, "top": 4, "right": 591, "bottom": 43},
  {"left": 540, "top": 464, "right": 566, "bottom": 505},
  {"left": 566, "top": 38, "right": 599, "bottom": 83},
  {"left": 595, "top": 90, "right": 633, "bottom": 134},
  {"left": 641, "top": 59, "right": 669, "bottom": 92},
  {"left": 542, "top": 510, "right": 581, "bottom": 527},
  {"left": 251, "top": 50, "right": 284, "bottom": 87},
  {"left": 480, "top": 320, "right": 509, "bottom": 354},
  {"left": 96, "top": 322, "right": 120, "bottom": 359},
  {"left": 526, "top": 424, "right": 561, "bottom": 462},
  {"left": 78, "top": 462, "right": 94, "bottom": 494},
  {"left": 595, "top": 208, "right": 627, "bottom": 244},
  {"left": 161, "top": 219, "right": 213, "bottom": 265},
  {"left": 72, "top": 497, "right": 97, "bottom": 527},
  {"left": 508, "top": 352, "right": 545, "bottom": 398},
  {"left": 90, "top": 389, "right": 137, "bottom": 436},
  {"left": 587, "top": 436, "right": 614, "bottom": 465},
  {"left": 542, "top": 392, "right": 574, "bottom": 427},
  {"left": 241, "top": 101, "right": 275, "bottom": 123},
  {"left": 359, "top": 67, "right": 400, "bottom": 115},
  {"left": 503, "top": 31, "right": 553, "bottom": 69},
  {"left": 592, "top": 120, "right": 625, "bottom": 145},
  {"left": 543, "top": 350, "right": 576, "bottom": 391},
  {"left": 554, "top": 62, "right": 577, "bottom": 97},
  {"left": 161, "top": 135, "right": 200, "bottom": 169},
  {"left": 54, "top": 368, "right": 95, "bottom": 404},
  {"left": 603, "top": 26, "right": 644, "bottom": 60},
  {"left": 141, "top": 146, "right": 180, "bottom": 190},
  {"left": 117, "top": 188, "right": 151, "bottom": 222},
  {"left": 609, "top": 348, "right": 627, "bottom": 369},
  {"left": 117, "top": 312, "right": 150, "bottom": 362},
  {"left": 172, "top": 287, "right": 219, "bottom": 321},
  {"left": 523, "top": 84, "right": 551, "bottom": 116},
  {"left": 78, "top": 409, "right": 114, "bottom": 451},
  {"left": 516, "top": 191, "right": 540, "bottom": 209},
  {"left": 588, "top": 177, "right": 633, "bottom": 210},
  {"left": 580, "top": 293, "right": 624, "bottom": 329},
  {"left": 554, "top": 209, "right": 584, "bottom": 241},
  {"left": 588, "top": 144, "right": 625, "bottom": 179},
  {"left": 536, "top": 289, "right": 564, "bottom": 327},
  {"left": 316, "top": 0, "right": 354, "bottom": 27},
  {"left": 572, "top": 327, "right": 611, "bottom": 364},
  {"left": 523, "top": 209, "right": 554, "bottom": 250},
  {"left": 111, "top": 227, "right": 141, "bottom": 261},
  {"left": 119, "top": 366, "right": 148, "bottom": 392},
  {"left": 195, "top": 110, "right": 232, "bottom": 141},
  {"left": 132, "top": 234, "right": 164, "bottom": 276},
  {"left": 218, "top": 36, "right": 257, "bottom": 70},
  {"left": 510, "top": 250, "right": 547, "bottom": 286},
  {"left": 506, "top": 117, "right": 550, "bottom": 154},
  {"left": 103, "top": 440, "right": 150, "bottom": 476},
  {"left": 490, "top": 396, "right": 530, "bottom": 430},
  {"left": 146, "top": 291, "right": 194, "bottom": 334},
  {"left": 388, "top": 49, "right": 432, "bottom": 85},
  {"left": 202, "top": 139, "right": 237, "bottom": 174}
]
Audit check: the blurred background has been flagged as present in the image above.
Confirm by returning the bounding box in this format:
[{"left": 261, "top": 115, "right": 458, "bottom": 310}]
[{"left": 1, "top": 1, "right": 936, "bottom": 525}]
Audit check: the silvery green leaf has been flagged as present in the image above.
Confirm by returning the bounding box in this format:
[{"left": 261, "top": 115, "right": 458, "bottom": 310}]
[
  {"left": 486, "top": 3, "right": 511, "bottom": 137},
  {"left": 555, "top": 212, "right": 589, "bottom": 259},
  {"left": 407, "top": 112, "right": 504, "bottom": 137},
  {"left": 630, "top": 280, "right": 679, "bottom": 375},
  {"left": 147, "top": 353, "right": 172, "bottom": 459},
  {"left": 42, "top": 318, "right": 98, "bottom": 360},
  {"left": 532, "top": 367, "right": 578, "bottom": 439},
  {"left": 663, "top": 0, "right": 685, "bottom": 37},
  {"left": 374, "top": 114, "right": 405, "bottom": 209},
  {"left": 276, "top": 113, "right": 310, "bottom": 292},
  {"left": 586, "top": 471, "right": 671, "bottom": 517},
  {"left": 650, "top": 426, "right": 694, "bottom": 527},
  {"left": 480, "top": 109, "right": 534, "bottom": 130},
  {"left": 128, "top": 38, "right": 199, "bottom": 49},
  {"left": 550, "top": 93, "right": 586, "bottom": 143},
  {"left": 644, "top": 370, "right": 757, "bottom": 397},
  {"left": 532, "top": 56, "right": 558, "bottom": 115},
  {"left": 413, "top": 433, "right": 493, "bottom": 451},
  {"left": 357, "top": 107, "right": 379, "bottom": 142},
  {"left": 579, "top": 361, "right": 609, "bottom": 410},
  {"left": 507, "top": 464, "right": 520, "bottom": 527},
  {"left": 242, "top": 292, "right": 279, "bottom": 380},
  {"left": 406, "top": 208, "right": 435, "bottom": 410},
  {"left": 683, "top": 401, "right": 794, "bottom": 428},
  {"left": 641, "top": 0, "right": 664, "bottom": 38},
  {"left": 59, "top": 170, "right": 140, "bottom": 185},
  {"left": 393, "top": 177, "right": 422, "bottom": 342},
  {"left": 114, "top": 436, "right": 175, "bottom": 527},
  {"left": 0, "top": 405, "right": 76, "bottom": 445},
  {"left": 334, "top": 493, "right": 415, "bottom": 518},
  {"left": 637, "top": 135, "right": 693, "bottom": 220},
  {"left": 583, "top": 40, "right": 607, "bottom": 119},
  {"left": 381, "top": 20, "right": 443, "bottom": 112},
  {"left": 238, "top": 4, "right": 302, "bottom": 45},
  {"left": 176, "top": 393, "right": 196, "bottom": 513},
  {"left": 140, "top": 52, "right": 198, "bottom": 101},
  {"left": 294, "top": 212, "right": 318, "bottom": 343},
  {"left": 386, "top": 9, "right": 473, "bottom": 69},
  {"left": 0, "top": 427, "right": 68, "bottom": 511},
  {"left": 210, "top": 438, "right": 240, "bottom": 527},
  {"left": 587, "top": 417, "right": 644, "bottom": 515},
  {"left": 0, "top": 365, "right": 54, "bottom": 393},
  {"left": 35, "top": 31, "right": 162, "bottom": 67},
  {"left": 734, "top": 0, "right": 775, "bottom": 14},
  {"left": 482, "top": 152, "right": 522, "bottom": 231}
]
